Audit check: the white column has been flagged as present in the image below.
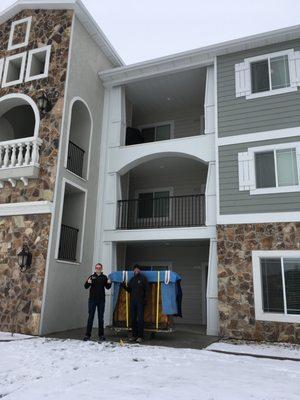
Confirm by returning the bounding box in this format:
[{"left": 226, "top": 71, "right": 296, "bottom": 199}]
[
  {"left": 205, "top": 161, "right": 216, "bottom": 226},
  {"left": 101, "top": 241, "right": 117, "bottom": 326},
  {"left": 206, "top": 238, "right": 219, "bottom": 336},
  {"left": 108, "top": 86, "right": 126, "bottom": 148},
  {"left": 204, "top": 65, "right": 215, "bottom": 135}
]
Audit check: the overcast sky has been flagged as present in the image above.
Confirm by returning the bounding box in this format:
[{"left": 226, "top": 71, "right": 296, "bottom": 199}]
[{"left": 1, "top": 0, "right": 300, "bottom": 64}]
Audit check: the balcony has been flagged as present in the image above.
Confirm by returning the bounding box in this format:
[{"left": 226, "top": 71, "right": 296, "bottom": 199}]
[
  {"left": 0, "top": 136, "right": 42, "bottom": 187},
  {"left": 117, "top": 194, "right": 205, "bottom": 229},
  {"left": 67, "top": 140, "right": 85, "bottom": 178}
]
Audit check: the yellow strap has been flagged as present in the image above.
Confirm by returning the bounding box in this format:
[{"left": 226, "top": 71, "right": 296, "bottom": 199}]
[
  {"left": 125, "top": 271, "right": 129, "bottom": 328},
  {"left": 156, "top": 271, "right": 160, "bottom": 330}
]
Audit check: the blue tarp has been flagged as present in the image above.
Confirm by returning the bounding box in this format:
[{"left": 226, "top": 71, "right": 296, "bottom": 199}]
[{"left": 108, "top": 271, "right": 181, "bottom": 316}]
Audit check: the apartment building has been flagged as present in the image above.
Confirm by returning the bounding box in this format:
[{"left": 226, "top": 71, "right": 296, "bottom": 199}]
[{"left": 0, "top": 0, "right": 299, "bottom": 342}]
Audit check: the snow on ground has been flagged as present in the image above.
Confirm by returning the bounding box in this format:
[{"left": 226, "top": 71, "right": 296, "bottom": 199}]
[
  {"left": 207, "top": 340, "right": 300, "bottom": 360},
  {"left": 0, "top": 338, "right": 300, "bottom": 400},
  {"left": 0, "top": 332, "right": 33, "bottom": 341}
]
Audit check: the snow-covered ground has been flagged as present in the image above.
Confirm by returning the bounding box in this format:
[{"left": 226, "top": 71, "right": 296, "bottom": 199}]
[
  {"left": 0, "top": 337, "right": 300, "bottom": 400},
  {"left": 0, "top": 332, "right": 33, "bottom": 341}
]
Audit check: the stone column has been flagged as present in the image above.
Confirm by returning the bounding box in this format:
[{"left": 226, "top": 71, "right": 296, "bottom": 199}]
[{"left": 206, "top": 238, "right": 219, "bottom": 336}]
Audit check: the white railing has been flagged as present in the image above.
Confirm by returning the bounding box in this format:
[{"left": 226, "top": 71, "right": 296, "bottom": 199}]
[{"left": 0, "top": 137, "right": 42, "bottom": 169}]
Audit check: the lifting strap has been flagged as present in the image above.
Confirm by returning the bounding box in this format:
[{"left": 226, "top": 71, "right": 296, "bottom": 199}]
[
  {"left": 123, "top": 270, "right": 129, "bottom": 328},
  {"left": 156, "top": 271, "right": 160, "bottom": 330},
  {"left": 164, "top": 270, "right": 170, "bottom": 285}
]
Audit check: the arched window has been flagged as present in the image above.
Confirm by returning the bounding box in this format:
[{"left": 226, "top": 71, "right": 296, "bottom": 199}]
[{"left": 66, "top": 98, "right": 92, "bottom": 180}]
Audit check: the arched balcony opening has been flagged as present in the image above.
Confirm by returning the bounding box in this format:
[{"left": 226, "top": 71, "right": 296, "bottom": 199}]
[
  {"left": 117, "top": 155, "right": 208, "bottom": 229},
  {"left": 66, "top": 98, "right": 92, "bottom": 180}
]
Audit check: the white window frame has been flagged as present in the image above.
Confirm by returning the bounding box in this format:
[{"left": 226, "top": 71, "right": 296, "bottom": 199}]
[
  {"left": 0, "top": 59, "right": 4, "bottom": 85},
  {"left": 55, "top": 178, "right": 87, "bottom": 265},
  {"left": 138, "top": 120, "right": 175, "bottom": 142},
  {"left": 25, "top": 45, "right": 51, "bottom": 82},
  {"left": 2, "top": 52, "right": 27, "bottom": 88},
  {"left": 252, "top": 250, "right": 300, "bottom": 323},
  {"left": 8, "top": 16, "right": 32, "bottom": 51},
  {"left": 238, "top": 142, "right": 300, "bottom": 195},
  {"left": 236, "top": 49, "right": 299, "bottom": 100},
  {"left": 134, "top": 187, "right": 174, "bottom": 222}
]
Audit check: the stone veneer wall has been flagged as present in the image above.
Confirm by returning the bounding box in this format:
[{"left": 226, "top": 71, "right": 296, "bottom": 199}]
[
  {"left": 0, "top": 8, "right": 73, "bottom": 202},
  {"left": 218, "top": 222, "right": 300, "bottom": 343},
  {"left": 0, "top": 214, "right": 51, "bottom": 334},
  {"left": 0, "top": 9, "right": 73, "bottom": 334}
]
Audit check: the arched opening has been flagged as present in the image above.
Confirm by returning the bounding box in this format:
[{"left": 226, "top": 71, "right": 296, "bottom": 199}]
[
  {"left": 118, "top": 155, "right": 208, "bottom": 229},
  {"left": 66, "top": 98, "right": 92, "bottom": 179},
  {"left": 0, "top": 94, "right": 39, "bottom": 141}
]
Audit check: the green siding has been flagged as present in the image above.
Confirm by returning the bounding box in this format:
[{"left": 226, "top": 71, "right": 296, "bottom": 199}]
[
  {"left": 219, "top": 137, "right": 300, "bottom": 215},
  {"left": 217, "top": 39, "right": 300, "bottom": 138}
]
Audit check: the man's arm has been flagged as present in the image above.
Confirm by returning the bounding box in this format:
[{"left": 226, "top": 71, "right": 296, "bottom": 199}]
[
  {"left": 105, "top": 276, "right": 112, "bottom": 290},
  {"left": 84, "top": 276, "right": 92, "bottom": 289},
  {"left": 121, "top": 279, "right": 132, "bottom": 293},
  {"left": 143, "top": 276, "right": 149, "bottom": 303}
]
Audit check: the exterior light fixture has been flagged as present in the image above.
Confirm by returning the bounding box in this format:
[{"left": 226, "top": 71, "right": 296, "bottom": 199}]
[
  {"left": 37, "top": 91, "right": 50, "bottom": 113},
  {"left": 17, "top": 245, "right": 32, "bottom": 272}
]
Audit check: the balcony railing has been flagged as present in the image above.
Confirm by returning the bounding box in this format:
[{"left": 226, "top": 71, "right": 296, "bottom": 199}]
[
  {"left": 67, "top": 141, "right": 85, "bottom": 178},
  {"left": 117, "top": 194, "right": 205, "bottom": 229},
  {"left": 0, "top": 136, "right": 42, "bottom": 187},
  {"left": 58, "top": 224, "right": 79, "bottom": 262}
]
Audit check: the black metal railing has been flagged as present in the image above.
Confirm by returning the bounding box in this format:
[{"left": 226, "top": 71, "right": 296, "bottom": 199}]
[
  {"left": 117, "top": 194, "right": 205, "bottom": 229},
  {"left": 58, "top": 224, "right": 79, "bottom": 261},
  {"left": 67, "top": 141, "right": 85, "bottom": 178}
]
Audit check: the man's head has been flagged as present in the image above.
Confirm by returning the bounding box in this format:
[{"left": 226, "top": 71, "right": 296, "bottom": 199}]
[
  {"left": 133, "top": 264, "right": 140, "bottom": 275},
  {"left": 95, "top": 263, "right": 103, "bottom": 274}
]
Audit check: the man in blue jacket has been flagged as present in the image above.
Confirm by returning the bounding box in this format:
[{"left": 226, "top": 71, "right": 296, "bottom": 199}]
[{"left": 83, "top": 263, "right": 111, "bottom": 341}]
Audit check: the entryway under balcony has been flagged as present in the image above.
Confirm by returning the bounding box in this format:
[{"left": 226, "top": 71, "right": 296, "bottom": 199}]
[
  {"left": 118, "top": 155, "right": 208, "bottom": 230},
  {"left": 116, "top": 240, "right": 210, "bottom": 327}
]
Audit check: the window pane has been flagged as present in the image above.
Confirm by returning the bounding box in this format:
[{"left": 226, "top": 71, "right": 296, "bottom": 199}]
[
  {"left": 141, "top": 127, "right": 155, "bottom": 143},
  {"left": 255, "top": 151, "right": 276, "bottom": 188},
  {"left": 270, "top": 55, "right": 290, "bottom": 90},
  {"left": 251, "top": 60, "right": 270, "bottom": 93},
  {"left": 261, "top": 258, "right": 284, "bottom": 313},
  {"left": 276, "top": 148, "right": 298, "bottom": 187},
  {"left": 138, "top": 193, "right": 153, "bottom": 218},
  {"left": 156, "top": 125, "right": 170, "bottom": 141},
  {"left": 154, "top": 191, "right": 170, "bottom": 217},
  {"left": 284, "top": 259, "right": 300, "bottom": 315}
]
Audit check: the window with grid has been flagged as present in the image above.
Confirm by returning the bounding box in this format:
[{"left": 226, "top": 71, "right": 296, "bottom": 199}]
[
  {"left": 138, "top": 191, "right": 170, "bottom": 219},
  {"left": 140, "top": 124, "right": 171, "bottom": 143}
]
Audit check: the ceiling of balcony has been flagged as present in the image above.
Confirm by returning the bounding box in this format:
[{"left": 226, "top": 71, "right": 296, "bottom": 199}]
[{"left": 125, "top": 67, "right": 206, "bottom": 115}]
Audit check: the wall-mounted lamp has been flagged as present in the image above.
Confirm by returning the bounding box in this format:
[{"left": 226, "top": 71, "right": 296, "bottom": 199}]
[
  {"left": 37, "top": 91, "right": 51, "bottom": 113},
  {"left": 17, "top": 245, "right": 32, "bottom": 272}
]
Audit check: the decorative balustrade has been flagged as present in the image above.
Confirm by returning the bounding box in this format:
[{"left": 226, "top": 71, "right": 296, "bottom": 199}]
[{"left": 0, "top": 136, "right": 42, "bottom": 187}]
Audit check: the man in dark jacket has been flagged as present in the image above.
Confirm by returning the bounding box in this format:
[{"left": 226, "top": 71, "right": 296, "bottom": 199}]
[
  {"left": 122, "top": 265, "right": 149, "bottom": 343},
  {"left": 83, "top": 263, "right": 111, "bottom": 341}
]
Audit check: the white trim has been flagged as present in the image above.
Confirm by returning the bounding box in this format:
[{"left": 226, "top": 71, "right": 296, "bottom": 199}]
[
  {"left": 8, "top": 16, "right": 32, "bottom": 51},
  {"left": 0, "top": 200, "right": 53, "bottom": 216},
  {"left": 218, "top": 126, "right": 300, "bottom": 146},
  {"left": 138, "top": 120, "right": 175, "bottom": 141},
  {"left": 2, "top": 51, "right": 27, "bottom": 87},
  {"left": 214, "top": 57, "right": 221, "bottom": 220},
  {"left": 0, "top": 59, "right": 4, "bottom": 85},
  {"left": 25, "top": 45, "right": 51, "bottom": 82},
  {"left": 0, "top": 93, "right": 40, "bottom": 138},
  {"left": 247, "top": 86, "right": 297, "bottom": 100},
  {"left": 54, "top": 177, "right": 87, "bottom": 263},
  {"left": 252, "top": 250, "right": 300, "bottom": 324},
  {"left": 64, "top": 96, "right": 93, "bottom": 181},
  {"left": 217, "top": 211, "right": 300, "bottom": 224}
]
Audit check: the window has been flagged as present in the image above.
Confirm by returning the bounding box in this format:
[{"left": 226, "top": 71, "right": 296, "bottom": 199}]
[
  {"left": 255, "top": 148, "right": 298, "bottom": 189},
  {"left": 139, "top": 122, "right": 173, "bottom": 143},
  {"left": 2, "top": 52, "right": 27, "bottom": 87},
  {"left": 235, "top": 49, "right": 300, "bottom": 99},
  {"left": 137, "top": 190, "right": 171, "bottom": 219},
  {"left": 252, "top": 251, "right": 300, "bottom": 323},
  {"left": 251, "top": 55, "right": 290, "bottom": 94},
  {"left": 25, "top": 46, "right": 51, "bottom": 82},
  {"left": 8, "top": 16, "right": 32, "bottom": 51},
  {"left": 238, "top": 142, "right": 300, "bottom": 195}
]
